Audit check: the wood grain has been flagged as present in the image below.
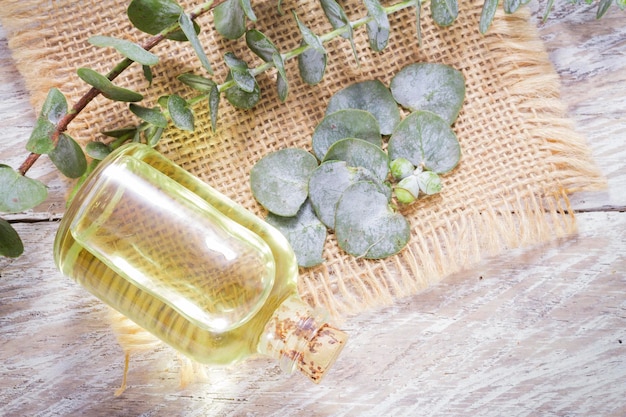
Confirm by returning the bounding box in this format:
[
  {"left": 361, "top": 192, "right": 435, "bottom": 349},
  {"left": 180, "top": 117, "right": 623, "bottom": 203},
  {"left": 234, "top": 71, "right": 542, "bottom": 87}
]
[{"left": 1, "top": 4, "right": 625, "bottom": 416}]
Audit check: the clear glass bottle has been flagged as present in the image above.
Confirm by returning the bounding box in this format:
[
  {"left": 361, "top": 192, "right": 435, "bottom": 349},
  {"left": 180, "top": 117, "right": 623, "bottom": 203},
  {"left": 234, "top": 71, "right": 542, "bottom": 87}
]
[{"left": 54, "top": 143, "right": 347, "bottom": 383}]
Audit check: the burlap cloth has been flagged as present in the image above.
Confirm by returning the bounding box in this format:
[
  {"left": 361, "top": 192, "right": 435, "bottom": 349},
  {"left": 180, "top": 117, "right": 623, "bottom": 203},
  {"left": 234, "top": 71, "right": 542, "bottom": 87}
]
[{"left": 1, "top": 0, "right": 604, "bottom": 338}]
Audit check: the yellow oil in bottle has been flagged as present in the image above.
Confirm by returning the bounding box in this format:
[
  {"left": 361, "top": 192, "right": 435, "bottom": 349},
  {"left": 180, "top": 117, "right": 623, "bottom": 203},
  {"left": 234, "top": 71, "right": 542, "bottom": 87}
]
[{"left": 54, "top": 144, "right": 347, "bottom": 380}]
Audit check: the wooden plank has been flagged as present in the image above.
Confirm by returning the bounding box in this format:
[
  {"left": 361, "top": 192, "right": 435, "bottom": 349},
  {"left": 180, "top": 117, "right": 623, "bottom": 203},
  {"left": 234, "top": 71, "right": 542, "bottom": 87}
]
[{"left": 1, "top": 213, "right": 624, "bottom": 415}]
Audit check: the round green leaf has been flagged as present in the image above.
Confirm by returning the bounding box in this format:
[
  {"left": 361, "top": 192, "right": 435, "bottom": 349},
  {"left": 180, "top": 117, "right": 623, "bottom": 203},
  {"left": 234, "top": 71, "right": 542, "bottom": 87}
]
[
  {"left": 0, "top": 165, "right": 48, "bottom": 213},
  {"left": 308, "top": 161, "right": 386, "bottom": 229},
  {"left": 431, "top": 0, "right": 459, "bottom": 27},
  {"left": 49, "top": 134, "right": 88, "bottom": 179},
  {"left": 225, "top": 72, "right": 261, "bottom": 110},
  {"left": 335, "top": 181, "right": 410, "bottom": 259},
  {"left": 312, "top": 109, "right": 381, "bottom": 160},
  {"left": 127, "top": 0, "right": 195, "bottom": 41},
  {"left": 266, "top": 200, "right": 326, "bottom": 268},
  {"left": 388, "top": 111, "right": 461, "bottom": 174},
  {"left": 85, "top": 141, "right": 112, "bottom": 160},
  {"left": 214, "top": 0, "right": 246, "bottom": 40},
  {"left": 250, "top": 148, "right": 319, "bottom": 217},
  {"left": 390, "top": 62, "right": 465, "bottom": 125},
  {"left": 323, "top": 138, "right": 389, "bottom": 182},
  {"left": 0, "top": 218, "right": 23, "bottom": 258},
  {"left": 325, "top": 80, "right": 400, "bottom": 135}
]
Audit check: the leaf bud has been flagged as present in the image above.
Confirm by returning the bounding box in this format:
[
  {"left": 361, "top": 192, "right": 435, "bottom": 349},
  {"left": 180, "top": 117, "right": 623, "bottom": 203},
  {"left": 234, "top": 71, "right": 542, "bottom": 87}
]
[
  {"left": 395, "top": 175, "right": 420, "bottom": 204},
  {"left": 390, "top": 157, "right": 415, "bottom": 180},
  {"left": 416, "top": 171, "right": 442, "bottom": 195}
]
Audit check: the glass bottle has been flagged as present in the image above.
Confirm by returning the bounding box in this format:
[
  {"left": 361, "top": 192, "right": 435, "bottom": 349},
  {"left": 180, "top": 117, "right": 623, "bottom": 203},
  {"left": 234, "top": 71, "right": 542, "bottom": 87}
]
[{"left": 54, "top": 143, "right": 347, "bottom": 383}]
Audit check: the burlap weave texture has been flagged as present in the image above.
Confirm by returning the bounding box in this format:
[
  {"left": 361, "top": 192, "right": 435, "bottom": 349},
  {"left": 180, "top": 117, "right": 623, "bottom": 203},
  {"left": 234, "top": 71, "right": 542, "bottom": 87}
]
[{"left": 0, "top": 0, "right": 605, "bottom": 320}]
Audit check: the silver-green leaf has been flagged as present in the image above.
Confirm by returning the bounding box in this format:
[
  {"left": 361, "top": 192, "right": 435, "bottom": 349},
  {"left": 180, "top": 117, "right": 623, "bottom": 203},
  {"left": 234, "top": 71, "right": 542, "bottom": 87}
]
[
  {"left": 266, "top": 200, "right": 326, "bottom": 268},
  {"left": 214, "top": 0, "right": 246, "bottom": 40},
  {"left": 431, "top": 0, "right": 459, "bottom": 26},
  {"left": 390, "top": 62, "right": 465, "bottom": 125},
  {"left": 179, "top": 12, "right": 213, "bottom": 74},
  {"left": 0, "top": 218, "right": 24, "bottom": 258},
  {"left": 129, "top": 104, "right": 168, "bottom": 128},
  {"left": 49, "top": 134, "right": 87, "bottom": 179},
  {"left": 312, "top": 109, "right": 381, "bottom": 160},
  {"left": 388, "top": 111, "right": 461, "bottom": 174},
  {"left": 0, "top": 165, "right": 48, "bottom": 213},
  {"left": 88, "top": 35, "right": 159, "bottom": 66},
  {"left": 308, "top": 160, "right": 386, "bottom": 229},
  {"left": 323, "top": 138, "right": 389, "bottom": 182},
  {"left": 335, "top": 181, "right": 410, "bottom": 259},
  {"left": 325, "top": 80, "right": 400, "bottom": 135},
  {"left": 167, "top": 94, "right": 194, "bottom": 131},
  {"left": 250, "top": 148, "right": 319, "bottom": 217},
  {"left": 364, "top": 0, "right": 390, "bottom": 51},
  {"left": 77, "top": 67, "right": 144, "bottom": 102}
]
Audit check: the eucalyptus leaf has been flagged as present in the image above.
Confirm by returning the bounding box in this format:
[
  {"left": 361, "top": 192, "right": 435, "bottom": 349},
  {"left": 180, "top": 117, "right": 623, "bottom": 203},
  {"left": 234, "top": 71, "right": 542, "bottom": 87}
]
[
  {"left": 224, "top": 72, "right": 261, "bottom": 109},
  {"left": 415, "top": 0, "right": 423, "bottom": 46},
  {"left": 41, "top": 88, "right": 68, "bottom": 124},
  {"left": 143, "top": 65, "right": 154, "bottom": 86},
  {"left": 503, "top": 0, "right": 522, "bottom": 14},
  {"left": 85, "top": 141, "right": 112, "bottom": 160},
  {"left": 480, "top": 0, "right": 499, "bottom": 34},
  {"left": 129, "top": 104, "right": 168, "bottom": 128},
  {"left": 323, "top": 138, "right": 389, "bottom": 182},
  {"left": 275, "top": 61, "right": 289, "bottom": 102},
  {"left": 0, "top": 165, "right": 48, "bottom": 213},
  {"left": 127, "top": 0, "right": 195, "bottom": 41},
  {"left": 145, "top": 125, "right": 165, "bottom": 146},
  {"left": 224, "top": 52, "right": 256, "bottom": 93},
  {"left": 320, "top": 0, "right": 359, "bottom": 63},
  {"left": 266, "top": 200, "right": 326, "bottom": 268},
  {"left": 298, "top": 41, "right": 327, "bottom": 85},
  {"left": 390, "top": 62, "right": 465, "bottom": 125},
  {"left": 167, "top": 94, "right": 194, "bottom": 131},
  {"left": 207, "top": 83, "right": 220, "bottom": 132},
  {"left": 0, "top": 218, "right": 23, "bottom": 258},
  {"left": 245, "top": 30, "right": 279, "bottom": 62},
  {"left": 308, "top": 160, "right": 386, "bottom": 229},
  {"left": 214, "top": 0, "right": 246, "bottom": 40},
  {"left": 335, "top": 181, "right": 410, "bottom": 259},
  {"left": 325, "top": 80, "right": 400, "bottom": 135},
  {"left": 179, "top": 12, "right": 213, "bottom": 74},
  {"left": 312, "top": 109, "right": 381, "bottom": 160},
  {"left": 597, "top": 0, "right": 613, "bottom": 18},
  {"left": 364, "top": 0, "right": 390, "bottom": 51},
  {"left": 102, "top": 127, "right": 137, "bottom": 139},
  {"left": 250, "top": 148, "right": 318, "bottom": 217},
  {"left": 239, "top": 0, "right": 257, "bottom": 22},
  {"left": 26, "top": 117, "right": 56, "bottom": 154},
  {"left": 388, "top": 111, "right": 461, "bottom": 174},
  {"left": 177, "top": 72, "right": 217, "bottom": 92},
  {"left": 293, "top": 11, "right": 324, "bottom": 53},
  {"left": 49, "top": 134, "right": 87, "bottom": 179},
  {"left": 431, "top": 0, "right": 459, "bottom": 26},
  {"left": 26, "top": 88, "right": 68, "bottom": 154},
  {"left": 88, "top": 35, "right": 159, "bottom": 66},
  {"left": 77, "top": 68, "right": 144, "bottom": 102}
]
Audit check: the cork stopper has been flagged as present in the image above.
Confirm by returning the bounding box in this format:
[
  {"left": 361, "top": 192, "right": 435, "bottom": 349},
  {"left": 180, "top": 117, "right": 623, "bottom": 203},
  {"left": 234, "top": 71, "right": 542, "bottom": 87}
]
[
  {"left": 258, "top": 296, "right": 348, "bottom": 383},
  {"left": 297, "top": 323, "right": 348, "bottom": 383}
]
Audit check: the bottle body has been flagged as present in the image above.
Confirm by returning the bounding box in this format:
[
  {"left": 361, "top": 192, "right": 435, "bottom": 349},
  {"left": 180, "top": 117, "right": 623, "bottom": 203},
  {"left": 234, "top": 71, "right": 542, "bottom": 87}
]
[{"left": 54, "top": 144, "right": 301, "bottom": 366}]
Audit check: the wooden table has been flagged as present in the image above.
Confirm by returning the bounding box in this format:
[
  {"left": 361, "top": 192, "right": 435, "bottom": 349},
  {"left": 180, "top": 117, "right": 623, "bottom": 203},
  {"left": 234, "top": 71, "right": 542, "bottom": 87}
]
[{"left": 1, "top": 5, "right": 625, "bottom": 416}]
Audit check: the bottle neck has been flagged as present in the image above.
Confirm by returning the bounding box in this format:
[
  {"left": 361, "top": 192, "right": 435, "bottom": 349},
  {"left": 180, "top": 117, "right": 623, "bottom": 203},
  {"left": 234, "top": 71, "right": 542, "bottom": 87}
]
[{"left": 257, "top": 295, "right": 347, "bottom": 383}]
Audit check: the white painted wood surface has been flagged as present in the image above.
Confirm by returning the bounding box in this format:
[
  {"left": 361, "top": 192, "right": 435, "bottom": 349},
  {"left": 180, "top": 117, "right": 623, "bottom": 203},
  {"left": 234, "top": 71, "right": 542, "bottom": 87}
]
[{"left": 1, "top": 5, "right": 625, "bottom": 416}]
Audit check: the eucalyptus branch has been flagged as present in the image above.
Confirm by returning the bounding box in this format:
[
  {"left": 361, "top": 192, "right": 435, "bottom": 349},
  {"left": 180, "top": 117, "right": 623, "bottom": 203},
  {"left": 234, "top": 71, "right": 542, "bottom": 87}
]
[{"left": 17, "top": 0, "right": 223, "bottom": 177}]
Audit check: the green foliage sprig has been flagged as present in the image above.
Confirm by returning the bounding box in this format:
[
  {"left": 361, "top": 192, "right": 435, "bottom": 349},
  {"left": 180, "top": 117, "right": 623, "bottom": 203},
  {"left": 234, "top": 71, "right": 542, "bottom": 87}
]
[{"left": 1, "top": 0, "right": 624, "bottom": 258}]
